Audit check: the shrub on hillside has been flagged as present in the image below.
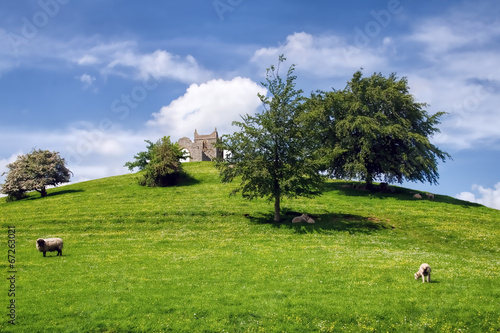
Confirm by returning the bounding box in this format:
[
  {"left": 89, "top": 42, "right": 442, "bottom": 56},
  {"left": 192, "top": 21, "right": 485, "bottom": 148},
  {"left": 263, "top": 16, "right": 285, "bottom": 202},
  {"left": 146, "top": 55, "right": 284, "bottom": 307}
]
[{"left": 125, "top": 136, "right": 185, "bottom": 187}]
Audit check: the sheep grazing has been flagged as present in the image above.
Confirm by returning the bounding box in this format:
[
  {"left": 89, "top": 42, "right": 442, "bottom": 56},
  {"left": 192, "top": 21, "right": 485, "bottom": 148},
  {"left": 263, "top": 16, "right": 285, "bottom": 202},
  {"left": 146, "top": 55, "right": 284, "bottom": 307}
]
[
  {"left": 413, "top": 193, "right": 423, "bottom": 199},
  {"left": 36, "top": 238, "right": 63, "bottom": 257},
  {"left": 414, "top": 263, "right": 431, "bottom": 283},
  {"left": 426, "top": 193, "right": 435, "bottom": 200}
]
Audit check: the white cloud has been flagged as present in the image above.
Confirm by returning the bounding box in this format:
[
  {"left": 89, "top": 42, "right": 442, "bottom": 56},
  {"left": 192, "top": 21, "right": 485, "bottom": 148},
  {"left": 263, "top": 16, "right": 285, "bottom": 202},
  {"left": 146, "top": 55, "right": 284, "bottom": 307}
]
[
  {"left": 456, "top": 182, "right": 500, "bottom": 210},
  {"left": 0, "top": 29, "right": 21, "bottom": 76},
  {"left": 402, "top": 5, "right": 500, "bottom": 151},
  {"left": 76, "top": 54, "right": 99, "bottom": 66},
  {"left": 79, "top": 74, "right": 96, "bottom": 88},
  {"left": 0, "top": 33, "right": 213, "bottom": 85},
  {"left": 0, "top": 75, "right": 265, "bottom": 186},
  {"left": 456, "top": 191, "right": 477, "bottom": 203},
  {"left": 411, "top": 24, "right": 471, "bottom": 55},
  {"left": 69, "top": 40, "right": 137, "bottom": 67},
  {"left": 71, "top": 41, "right": 213, "bottom": 84},
  {"left": 0, "top": 151, "right": 23, "bottom": 184},
  {"left": 134, "top": 50, "right": 212, "bottom": 84},
  {"left": 0, "top": 78, "right": 266, "bottom": 186},
  {"left": 0, "top": 125, "right": 149, "bottom": 187},
  {"left": 407, "top": 71, "right": 500, "bottom": 150},
  {"left": 410, "top": 3, "right": 500, "bottom": 57},
  {"left": 248, "top": 5, "right": 500, "bottom": 153},
  {"left": 147, "top": 77, "right": 267, "bottom": 140},
  {"left": 249, "top": 26, "right": 500, "bottom": 151},
  {"left": 251, "top": 32, "right": 386, "bottom": 78}
]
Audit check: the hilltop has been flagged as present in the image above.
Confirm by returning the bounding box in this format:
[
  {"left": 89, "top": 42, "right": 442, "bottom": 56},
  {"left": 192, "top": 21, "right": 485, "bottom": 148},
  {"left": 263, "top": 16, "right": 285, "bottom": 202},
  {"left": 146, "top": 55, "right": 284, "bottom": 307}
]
[{"left": 1, "top": 162, "right": 499, "bottom": 332}]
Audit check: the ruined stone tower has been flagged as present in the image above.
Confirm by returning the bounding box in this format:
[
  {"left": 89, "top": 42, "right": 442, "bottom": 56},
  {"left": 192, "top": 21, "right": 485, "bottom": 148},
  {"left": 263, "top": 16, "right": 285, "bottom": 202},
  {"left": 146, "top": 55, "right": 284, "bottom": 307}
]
[{"left": 177, "top": 129, "right": 221, "bottom": 162}]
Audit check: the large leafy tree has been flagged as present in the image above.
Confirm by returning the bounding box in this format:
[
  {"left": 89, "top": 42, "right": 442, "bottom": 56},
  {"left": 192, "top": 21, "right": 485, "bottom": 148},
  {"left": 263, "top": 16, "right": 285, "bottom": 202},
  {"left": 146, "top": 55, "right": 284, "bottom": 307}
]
[
  {"left": 125, "top": 136, "right": 185, "bottom": 187},
  {"left": 215, "top": 56, "right": 324, "bottom": 221},
  {"left": 310, "top": 70, "right": 450, "bottom": 188},
  {"left": 1, "top": 149, "right": 72, "bottom": 200}
]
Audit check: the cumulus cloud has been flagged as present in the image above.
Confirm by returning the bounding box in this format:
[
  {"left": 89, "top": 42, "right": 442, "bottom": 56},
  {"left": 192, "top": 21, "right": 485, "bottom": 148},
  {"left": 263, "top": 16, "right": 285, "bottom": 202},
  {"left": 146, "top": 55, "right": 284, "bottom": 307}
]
[
  {"left": 456, "top": 182, "right": 500, "bottom": 210},
  {"left": 455, "top": 191, "right": 477, "bottom": 203},
  {"left": 251, "top": 32, "right": 387, "bottom": 78},
  {"left": 147, "top": 77, "right": 267, "bottom": 139}
]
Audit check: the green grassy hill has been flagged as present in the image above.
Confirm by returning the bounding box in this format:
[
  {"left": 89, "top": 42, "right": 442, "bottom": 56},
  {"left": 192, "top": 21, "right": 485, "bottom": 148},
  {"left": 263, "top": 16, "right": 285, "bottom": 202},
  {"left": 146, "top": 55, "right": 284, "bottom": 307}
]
[{"left": 1, "top": 162, "right": 499, "bottom": 332}]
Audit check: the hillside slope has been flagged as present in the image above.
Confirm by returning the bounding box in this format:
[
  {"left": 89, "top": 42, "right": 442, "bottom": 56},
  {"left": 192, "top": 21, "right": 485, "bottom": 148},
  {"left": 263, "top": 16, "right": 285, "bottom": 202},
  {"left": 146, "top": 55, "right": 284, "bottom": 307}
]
[{"left": 1, "top": 162, "right": 499, "bottom": 332}]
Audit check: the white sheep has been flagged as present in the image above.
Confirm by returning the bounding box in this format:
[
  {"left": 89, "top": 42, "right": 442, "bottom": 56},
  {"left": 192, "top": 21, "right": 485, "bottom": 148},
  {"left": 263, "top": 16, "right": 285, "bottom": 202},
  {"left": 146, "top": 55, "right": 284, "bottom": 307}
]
[
  {"left": 292, "top": 214, "right": 307, "bottom": 223},
  {"left": 291, "top": 214, "right": 315, "bottom": 224},
  {"left": 36, "top": 238, "right": 63, "bottom": 257},
  {"left": 306, "top": 216, "right": 315, "bottom": 224},
  {"left": 413, "top": 193, "right": 423, "bottom": 199},
  {"left": 414, "top": 263, "right": 431, "bottom": 283}
]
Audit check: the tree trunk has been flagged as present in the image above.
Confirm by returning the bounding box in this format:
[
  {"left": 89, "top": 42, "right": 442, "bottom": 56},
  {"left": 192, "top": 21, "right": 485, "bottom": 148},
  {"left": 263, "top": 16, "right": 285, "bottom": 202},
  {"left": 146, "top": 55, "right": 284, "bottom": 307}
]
[
  {"left": 365, "top": 174, "right": 375, "bottom": 191},
  {"left": 273, "top": 142, "right": 281, "bottom": 222},
  {"left": 38, "top": 186, "right": 47, "bottom": 197},
  {"left": 274, "top": 194, "right": 281, "bottom": 222}
]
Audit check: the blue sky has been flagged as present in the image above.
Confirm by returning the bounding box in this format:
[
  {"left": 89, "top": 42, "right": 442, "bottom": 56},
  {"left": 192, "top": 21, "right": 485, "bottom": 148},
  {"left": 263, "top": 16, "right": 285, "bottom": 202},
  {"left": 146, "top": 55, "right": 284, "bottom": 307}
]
[{"left": 1, "top": 0, "right": 499, "bottom": 209}]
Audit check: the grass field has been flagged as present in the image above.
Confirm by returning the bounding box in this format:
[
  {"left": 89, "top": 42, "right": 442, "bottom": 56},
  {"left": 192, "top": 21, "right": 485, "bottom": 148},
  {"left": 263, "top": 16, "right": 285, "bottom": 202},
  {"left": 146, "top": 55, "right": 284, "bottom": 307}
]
[{"left": 1, "top": 162, "right": 499, "bottom": 332}]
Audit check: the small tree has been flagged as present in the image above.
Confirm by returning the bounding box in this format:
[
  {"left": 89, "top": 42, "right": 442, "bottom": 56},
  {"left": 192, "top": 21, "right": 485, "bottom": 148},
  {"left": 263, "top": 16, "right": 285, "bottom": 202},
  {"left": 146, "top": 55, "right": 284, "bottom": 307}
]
[
  {"left": 125, "top": 136, "right": 185, "bottom": 187},
  {"left": 124, "top": 140, "right": 156, "bottom": 171},
  {"left": 215, "top": 56, "right": 324, "bottom": 221},
  {"left": 312, "top": 70, "right": 451, "bottom": 188},
  {"left": 1, "top": 149, "right": 72, "bottom": 200}
]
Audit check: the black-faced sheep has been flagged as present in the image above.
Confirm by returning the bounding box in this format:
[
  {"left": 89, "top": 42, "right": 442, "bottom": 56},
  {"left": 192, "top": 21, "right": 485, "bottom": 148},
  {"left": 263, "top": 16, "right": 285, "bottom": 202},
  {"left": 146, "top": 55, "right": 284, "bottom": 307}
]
[
  {"left": 36, "top": 238, "right": 63, "bottom": 257},
  {"left": 414, "top": 263, "right": 431, "bottom": 283}
]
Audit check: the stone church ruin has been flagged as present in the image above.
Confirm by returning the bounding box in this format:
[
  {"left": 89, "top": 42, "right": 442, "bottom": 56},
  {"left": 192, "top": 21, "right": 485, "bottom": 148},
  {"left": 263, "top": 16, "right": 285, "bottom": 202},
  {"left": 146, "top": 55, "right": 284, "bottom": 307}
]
[{"left": 178, "top": 129, "right": 222, "bottom": 162}]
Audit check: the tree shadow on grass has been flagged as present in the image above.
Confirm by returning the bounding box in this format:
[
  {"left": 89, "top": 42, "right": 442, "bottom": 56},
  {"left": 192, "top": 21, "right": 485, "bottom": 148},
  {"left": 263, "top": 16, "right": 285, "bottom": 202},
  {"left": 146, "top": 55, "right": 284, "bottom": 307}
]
[
  {"left": 177, "top": 173, "right": 202, "bottom": 186},
  {"left": 23, "top": 189, "right": 84, "bottom": 201},
  {"left": 326, "top": 181, "right": 484, "bottom": 209},
  {"left": 246, "top": 211, "right": 395, "bottom": 235},
  {"left": 131, "top": 172, "right": 201, "bottom": 187},
  {"left": 48, "top": 189, "right": 85, "bottom": 197}
]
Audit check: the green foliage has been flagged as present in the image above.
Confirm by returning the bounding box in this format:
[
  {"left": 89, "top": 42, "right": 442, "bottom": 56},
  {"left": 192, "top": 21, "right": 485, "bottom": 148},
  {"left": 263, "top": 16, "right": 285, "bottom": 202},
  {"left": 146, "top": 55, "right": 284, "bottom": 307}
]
[
  {"left": 124, "top": 139, "right": 156, "bottom": 171},
  {"left": 125, "top": 136, "right": 185, "bottom": 187},
  {"left": 0, "top": 149, "right": 71, "bottom": 200},
  {"left": 1, "top": 162, "right": 499, "bottom": 332},
  {"left": 216, "top": 56, "right": 324, "bottom": 221},
  {"left": 308, "top": 70, "right": 451, "bottom": 187}
]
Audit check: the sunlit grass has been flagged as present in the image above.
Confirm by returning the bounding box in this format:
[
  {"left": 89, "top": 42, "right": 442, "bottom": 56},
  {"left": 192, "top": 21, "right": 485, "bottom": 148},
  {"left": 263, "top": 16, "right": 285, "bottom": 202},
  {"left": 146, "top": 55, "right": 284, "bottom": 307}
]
[{"left": 1, "top": 162, "right": 499, "bottom": 332}]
